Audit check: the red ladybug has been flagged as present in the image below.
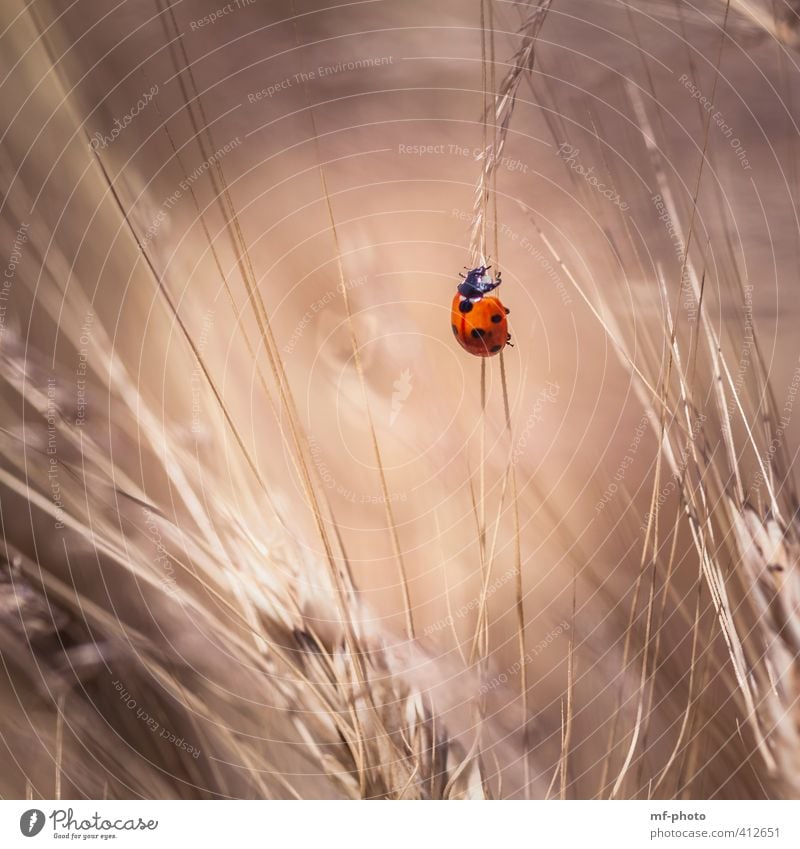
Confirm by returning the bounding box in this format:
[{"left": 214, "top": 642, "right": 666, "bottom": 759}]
[{"left": 450, "top": 265, "right": 512, "bottom": 357}]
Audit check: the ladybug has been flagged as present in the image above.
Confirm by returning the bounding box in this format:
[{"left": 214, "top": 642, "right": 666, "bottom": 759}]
[{"left": 450, "top": 265, "right": 512, "bottom": 357}]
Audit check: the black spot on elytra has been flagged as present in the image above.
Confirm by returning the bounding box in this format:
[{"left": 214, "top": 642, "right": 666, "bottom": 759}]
[
  {"left": 767, "top": 563, "right": 784, "bottom": 573},
  {"left": 471, "top": 328, "right": 486, "bottom": 338},
  {"left": 459, "top": 300, "right": 473, "bottom": 313},
  {"left": 451, "top": 324, "right": 458, "bottom": 335},
  {"left": 491, "top": 344, "right": 502, "bottom": 353},
  {"left": 491, "top": 313, "right": 502, "bottom": 323},
  {"left": 505, "top": 307, "right": 510, "bottom": 314}
]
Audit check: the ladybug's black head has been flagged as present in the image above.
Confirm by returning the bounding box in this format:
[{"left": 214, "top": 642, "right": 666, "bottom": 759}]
[{"left": 457, "top": 265, "right": 500, "bottom": 299}]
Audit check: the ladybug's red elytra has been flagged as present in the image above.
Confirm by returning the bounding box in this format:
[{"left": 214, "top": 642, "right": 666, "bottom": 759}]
[{"left": 450, "top": 265, "right": 512, "bottom": 357}]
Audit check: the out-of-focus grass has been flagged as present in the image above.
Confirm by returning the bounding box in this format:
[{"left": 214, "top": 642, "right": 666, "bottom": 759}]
[{"left": 1, "top": 0, "right": 798, "bottom": 799}]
